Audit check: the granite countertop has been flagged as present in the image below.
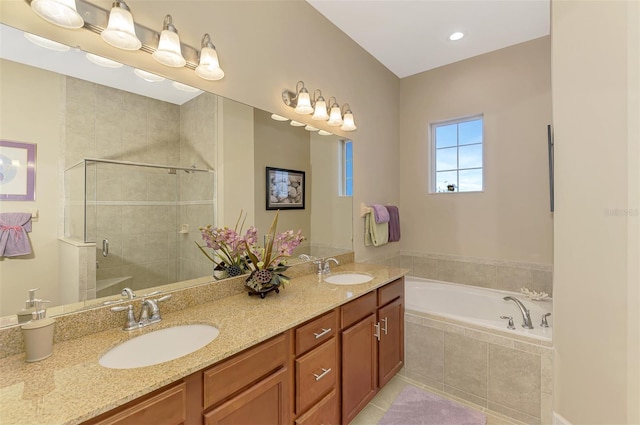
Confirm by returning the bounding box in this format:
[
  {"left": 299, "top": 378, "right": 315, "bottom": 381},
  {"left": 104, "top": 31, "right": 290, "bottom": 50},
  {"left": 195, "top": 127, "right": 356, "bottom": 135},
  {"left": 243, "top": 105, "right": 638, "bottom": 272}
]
[{"left": 0, "top": 262, "right": 407, "bottom": 425}]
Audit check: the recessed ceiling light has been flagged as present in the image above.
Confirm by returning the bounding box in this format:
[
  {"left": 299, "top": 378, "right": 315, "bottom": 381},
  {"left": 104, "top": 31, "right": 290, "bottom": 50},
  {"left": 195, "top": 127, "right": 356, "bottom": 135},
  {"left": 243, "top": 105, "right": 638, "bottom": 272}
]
[{"left": 449, "top": 32, "right": 464, "bottom": 41}]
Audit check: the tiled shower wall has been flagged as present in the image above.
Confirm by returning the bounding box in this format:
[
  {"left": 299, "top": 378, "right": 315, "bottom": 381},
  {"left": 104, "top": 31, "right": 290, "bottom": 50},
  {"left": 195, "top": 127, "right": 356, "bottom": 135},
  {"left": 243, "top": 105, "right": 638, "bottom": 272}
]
[
  {"left": 375, "top": 252, "right": 553, "bottom": 296},
  {"left": 62, "top": 77, "right": 215, "bottom": 298}
]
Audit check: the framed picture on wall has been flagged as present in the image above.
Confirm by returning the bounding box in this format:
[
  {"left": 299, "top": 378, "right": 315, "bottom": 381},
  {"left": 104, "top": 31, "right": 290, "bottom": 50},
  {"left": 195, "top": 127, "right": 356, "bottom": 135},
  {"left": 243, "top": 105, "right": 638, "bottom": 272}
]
[
  {"left": 0, "top": 140, "right": 36, "bottom": 201},
  {"left": 266, "top": 167, "right": 305, "bottom": 210}
]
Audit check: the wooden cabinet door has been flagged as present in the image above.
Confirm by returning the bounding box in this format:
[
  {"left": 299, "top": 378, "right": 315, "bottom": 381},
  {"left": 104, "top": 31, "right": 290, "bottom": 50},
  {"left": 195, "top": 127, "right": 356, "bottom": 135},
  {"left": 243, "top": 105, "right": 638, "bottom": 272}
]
[
  {"left": 378, "top": 298, "right": 404, "bottom": 388},
  {"left": 203, "top": 368, "right": 289, "bottom": 425},
  {"left": 341, "top": 313, "right": 377, "bottom": 425}
]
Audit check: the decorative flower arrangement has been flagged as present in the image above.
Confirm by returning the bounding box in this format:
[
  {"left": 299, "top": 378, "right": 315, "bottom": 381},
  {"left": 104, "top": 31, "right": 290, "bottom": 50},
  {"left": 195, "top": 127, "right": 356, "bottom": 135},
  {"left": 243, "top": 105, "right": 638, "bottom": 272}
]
[
  {"left": 196, "top": 211, "right": 256, "bottom": 278},
  {"left": 244, "top": 210, "right": 304, "bottom": 297},
  {"left": 196, "top": 210, "right": 304, "bottom": 297}
]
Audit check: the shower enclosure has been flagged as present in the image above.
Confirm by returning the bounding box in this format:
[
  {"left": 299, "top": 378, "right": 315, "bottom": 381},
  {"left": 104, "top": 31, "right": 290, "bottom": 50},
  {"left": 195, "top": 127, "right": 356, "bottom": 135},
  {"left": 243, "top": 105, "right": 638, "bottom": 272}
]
[{"left": 64, "top": 158, "right": 215, "bottom": 299}]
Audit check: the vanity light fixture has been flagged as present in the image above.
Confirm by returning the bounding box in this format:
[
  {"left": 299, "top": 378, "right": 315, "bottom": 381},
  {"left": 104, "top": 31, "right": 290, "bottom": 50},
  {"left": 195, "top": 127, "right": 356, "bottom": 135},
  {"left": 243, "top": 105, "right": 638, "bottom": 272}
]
[
  {"left": 340, "top": 104, "right": 357, "bottom": 131},
  {"left": 318, "top": 130, "right": 333, "bottom": 136},
  {"left": 24, "top": 32, "right": 70, "bottom": 51},
  {"left": 195, "top": 33, "right": 224, "bottom": 80},
  {"left": 30, "top": 0, "right": 84, "bottom": 29},
  {"left": 100, "top": 0, "right": 141, "bottom": 51},
  {"left": 290, "top": 120, "right": 305, "bottom": 127},
  {"left": 304, "top": 125, "right": 319, "bottom": 132},
  {"left": 327, "top": 97, "right": 343, "bottom": 127},
  {"left": 152, "top": 15, "right": 186, "bottom": 68},
  {"left": 311, "top": 90, "right": 329, "bottom": 121},
  {"left": 86, "top": 52, "right": 123, "bottom": 68},
  {"left": 282, "top": 81, "right": 314, "bottom": 115},
  {"left": 134, "top": 68, "right": 165, "bottom": 82}
]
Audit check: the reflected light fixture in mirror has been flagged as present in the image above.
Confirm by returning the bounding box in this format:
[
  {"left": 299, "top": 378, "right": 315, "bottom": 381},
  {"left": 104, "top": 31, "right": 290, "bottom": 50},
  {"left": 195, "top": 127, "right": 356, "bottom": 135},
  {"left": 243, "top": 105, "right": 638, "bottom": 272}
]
[
  {"left": 271, "top": 114, "right": 289, "bottom": 121},
  {"left": 195, "top": 33, "right": 224, "bottom": 80},
  {"left": 152, "top": 15, "right": 186, "bottom": 67},
  {"left": 172, "top": 81, "right": 201, "bottom": 93},
  {"left": 100, "top": 0, "right": 141, "bottom": 50},
  {"left": 134, "top": 68, "right": 165, "bottom": 82},
  {"left": 318, "top": 130, "right": 333, "bottom": 136},
  {"left": 290, "top": 120, "right": 305, "bottom": 127},
  {"left": 305, "top": 125, "right": 319, "bottom": 132},
  {"left": 327, "top": 97, "right": 343, "bottom": 127},
  {"left": 86, "top": 53, "right": 123, "bottom": 68},
  {"left": 30, "top": 0, "right": 84, "bottom": 29},
  {"left": 340, "top": 104, "right": 357, "bottom": 131},
  {"left": 24, "top": 32, "right": 70, "bottom": 51}
]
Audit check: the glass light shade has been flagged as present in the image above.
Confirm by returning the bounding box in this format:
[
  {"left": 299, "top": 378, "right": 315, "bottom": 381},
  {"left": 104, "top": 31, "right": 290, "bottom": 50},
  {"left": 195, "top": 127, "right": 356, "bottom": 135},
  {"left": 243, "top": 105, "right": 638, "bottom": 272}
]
[
  {"left": 312, "top": 99, "right": 329, "bottom": 121},
  {"left": 304, "top": 125, "right": 319, "bottom": 132},
  {"left": 271, "top": 114, "right": 289, "bottom": 122},
  {"left": 152, "top": 29, "right": 186, "bottom": 67},
  {"left": 340, "top": 112, "right": 357, "bottom": 131},
  {"left": 318, "top": 130, "right": 333, "bottom": 136},
  {"left": 31, "top": 0, "right": 84, "bottom": 29},
  {"left": 101, "top": 4, "right": 141, "bottom": 50},
  {"left": 294, "top": 89, "right": 314, "bottom": 114},
  {"left": 290, "top": 120, "right": 305, "bottom": 127},
  {"left": 196, "top": 46, "right": 224, "bottom": 80},
  {"left": 327, "top": 104, "right": 343, "bottom": 126},
  {"left": 86, "top": 53, "right": 123, "bottom": 68},
  {"left": 134, "top": 68, "right": 165, "bottom": 82},
  {"left": 24, "top": 32, "right": 70, "bottom": 51}
]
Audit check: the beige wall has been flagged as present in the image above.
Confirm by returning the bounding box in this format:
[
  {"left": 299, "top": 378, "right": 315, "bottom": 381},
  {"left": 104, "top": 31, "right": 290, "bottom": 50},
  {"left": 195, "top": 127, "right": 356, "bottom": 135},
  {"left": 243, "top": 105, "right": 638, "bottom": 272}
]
[
  {"left": 398, "top": 37, "right": 553, "bottom": 265},
  {"left": 552, "top": 1, "right": 639, "bottom": 423},
  {"left": 0, "top": 59, "right": 62, "bottom": 315}
]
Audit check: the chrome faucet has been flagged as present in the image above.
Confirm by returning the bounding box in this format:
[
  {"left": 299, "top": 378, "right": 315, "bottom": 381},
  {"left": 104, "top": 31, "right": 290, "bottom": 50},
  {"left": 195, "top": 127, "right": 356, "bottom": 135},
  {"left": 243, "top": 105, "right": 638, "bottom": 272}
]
[
  {"left": 503, "top": 296, "right": 534, "bottom": 329},
  {"left": 111, "top": 294, "right": 172, "bottom": 330},
  {"left": 313, "top": 257, "right": 339, "bottom": 275}
]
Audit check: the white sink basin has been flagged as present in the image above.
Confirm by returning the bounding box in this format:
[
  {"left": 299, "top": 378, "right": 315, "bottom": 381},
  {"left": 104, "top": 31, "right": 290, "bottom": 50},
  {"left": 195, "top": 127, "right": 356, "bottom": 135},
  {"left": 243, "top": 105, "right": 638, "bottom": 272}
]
[
  {"left": 324, "top": 273, "right": 374, "bottom": 285},
  {"left": 99, "top": 324, "right": 219, "bottom": 369}
]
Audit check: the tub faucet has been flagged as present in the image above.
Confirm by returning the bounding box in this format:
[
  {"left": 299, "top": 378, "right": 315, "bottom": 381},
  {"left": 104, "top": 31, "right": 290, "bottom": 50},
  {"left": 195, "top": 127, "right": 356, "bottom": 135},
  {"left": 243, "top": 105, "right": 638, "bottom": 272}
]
[{"left": 503, "top": 296, "right": 534, "bottom": 329}]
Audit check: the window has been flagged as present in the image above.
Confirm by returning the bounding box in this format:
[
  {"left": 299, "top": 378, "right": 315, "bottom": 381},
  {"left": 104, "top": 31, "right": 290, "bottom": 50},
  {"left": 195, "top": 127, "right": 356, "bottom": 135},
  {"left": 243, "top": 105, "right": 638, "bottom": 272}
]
[
  {"left": 340, "top": 139, "right": 353, "bottom": 196},
  {"left": 431, "top": 115, "right": 483, "bottom": 193}
]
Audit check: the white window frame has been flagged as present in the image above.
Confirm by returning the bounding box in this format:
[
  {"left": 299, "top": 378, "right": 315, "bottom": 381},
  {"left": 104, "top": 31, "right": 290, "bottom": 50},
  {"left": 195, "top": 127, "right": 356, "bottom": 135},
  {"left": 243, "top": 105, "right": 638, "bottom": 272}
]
[{"left": 429, "top": 114, "right": 484, "bottom": 194}]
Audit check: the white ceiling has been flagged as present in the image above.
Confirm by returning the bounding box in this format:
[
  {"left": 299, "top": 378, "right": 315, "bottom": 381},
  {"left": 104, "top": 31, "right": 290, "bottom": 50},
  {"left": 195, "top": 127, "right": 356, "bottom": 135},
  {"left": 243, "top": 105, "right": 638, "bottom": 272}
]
[{"left": 306, "top": 0, "right": 550, "bottom": 78}]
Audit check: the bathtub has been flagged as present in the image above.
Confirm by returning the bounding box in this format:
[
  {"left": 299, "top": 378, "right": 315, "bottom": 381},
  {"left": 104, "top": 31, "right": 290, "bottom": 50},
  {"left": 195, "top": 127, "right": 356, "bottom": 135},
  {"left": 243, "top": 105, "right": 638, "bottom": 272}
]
[{"left": 405, "top": 276, "right": 552, "bottom": 342}]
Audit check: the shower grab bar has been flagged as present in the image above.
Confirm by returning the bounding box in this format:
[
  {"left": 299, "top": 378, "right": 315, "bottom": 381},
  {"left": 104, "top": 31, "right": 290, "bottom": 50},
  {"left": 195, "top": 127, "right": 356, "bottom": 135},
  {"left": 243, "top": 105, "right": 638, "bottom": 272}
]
[
  {"left": 102, "top": 239, "right": 109, "bottom": 257},
  {"left": 65, "top": 158, "right": 214, "bottom": 173}
]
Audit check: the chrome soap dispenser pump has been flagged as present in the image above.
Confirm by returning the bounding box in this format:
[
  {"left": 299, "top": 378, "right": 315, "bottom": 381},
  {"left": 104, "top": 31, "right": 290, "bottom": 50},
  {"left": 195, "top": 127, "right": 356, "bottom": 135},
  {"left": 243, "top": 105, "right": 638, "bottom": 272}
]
[
  {"left": 17, "top": 288, "right": 39, "bottom": 324},
  {"left": 21, "top": 298, "right": 55, "bottom": 362}
]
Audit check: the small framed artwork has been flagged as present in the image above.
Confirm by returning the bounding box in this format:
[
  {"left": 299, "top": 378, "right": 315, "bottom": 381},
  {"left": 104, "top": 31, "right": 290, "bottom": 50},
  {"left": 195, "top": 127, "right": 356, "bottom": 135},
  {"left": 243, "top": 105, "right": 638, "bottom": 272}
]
[
  {"left": 266, "top": 167, "right": 305, "bottom": 210},
  {"left": 0, "top": 140, "right": 36, "bottom": 201}
]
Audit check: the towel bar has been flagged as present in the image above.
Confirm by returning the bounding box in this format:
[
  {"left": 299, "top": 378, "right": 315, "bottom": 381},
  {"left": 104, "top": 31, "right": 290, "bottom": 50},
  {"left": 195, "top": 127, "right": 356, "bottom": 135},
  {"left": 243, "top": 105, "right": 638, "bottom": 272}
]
[{"left": 359, "top": 203, "right": 372, "bottom": 217}]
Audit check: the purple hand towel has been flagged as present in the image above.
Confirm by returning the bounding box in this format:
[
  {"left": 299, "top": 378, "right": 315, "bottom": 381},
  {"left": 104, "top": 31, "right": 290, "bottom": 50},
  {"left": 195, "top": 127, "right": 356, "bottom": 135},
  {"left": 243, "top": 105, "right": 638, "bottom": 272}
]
[
  {"left": 371, "top": 204, "right": 390, "bottom": 224},
  {"left": 386, "top": 205, "right": 401, "bottom": 242},
  {"left": 0, "top": 212, "right": 33, "bottom": 257}
]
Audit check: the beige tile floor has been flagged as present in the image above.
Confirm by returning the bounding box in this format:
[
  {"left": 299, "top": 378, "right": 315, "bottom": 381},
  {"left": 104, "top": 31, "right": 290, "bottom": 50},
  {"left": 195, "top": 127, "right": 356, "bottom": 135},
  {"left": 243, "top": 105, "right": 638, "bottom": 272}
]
[{"left": 349, "top": 373, "right": 524, "bottom": 425}]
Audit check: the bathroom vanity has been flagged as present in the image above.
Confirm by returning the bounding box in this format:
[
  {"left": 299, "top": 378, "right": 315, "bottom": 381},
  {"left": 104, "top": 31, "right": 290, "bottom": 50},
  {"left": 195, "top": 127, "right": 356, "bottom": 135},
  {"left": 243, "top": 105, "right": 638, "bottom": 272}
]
[{"left": 0, "top": 263, "right": 406, "bottom": 425}]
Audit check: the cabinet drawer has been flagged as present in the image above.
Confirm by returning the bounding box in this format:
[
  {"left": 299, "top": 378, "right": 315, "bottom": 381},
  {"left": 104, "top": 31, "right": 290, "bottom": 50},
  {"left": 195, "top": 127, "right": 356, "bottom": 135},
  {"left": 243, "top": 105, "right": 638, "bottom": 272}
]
[
  {"left": 204, "top": 333, "right": 287, "bottom": 409},
  {"left": 341, "top": 291, "right": 376, "bottom": 329},
  {"left": 88, "top": 382, "right": 186, "bottom": 425},
  {"left": 378, "top": 278, "right": 404, "bottom": 307},
  {"left": 295, "top": 309, "right": 337, "bottom": 356},
  {"left": 294, "top": 389, "right": 339, "bottom": 425},
  {"left": 295, "top": 338, "right": 337, "bottom": 414}
]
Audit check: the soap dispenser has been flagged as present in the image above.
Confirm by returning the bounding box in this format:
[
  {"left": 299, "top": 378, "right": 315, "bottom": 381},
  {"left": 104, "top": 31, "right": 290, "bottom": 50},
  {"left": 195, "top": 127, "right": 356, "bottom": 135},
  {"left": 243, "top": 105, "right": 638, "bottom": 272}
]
[
  {"left": 21, "top": 299, "right": 55, "bottom": 362},
  {"left": 16, "top": 288, "right": 39, "bottom": 324}
]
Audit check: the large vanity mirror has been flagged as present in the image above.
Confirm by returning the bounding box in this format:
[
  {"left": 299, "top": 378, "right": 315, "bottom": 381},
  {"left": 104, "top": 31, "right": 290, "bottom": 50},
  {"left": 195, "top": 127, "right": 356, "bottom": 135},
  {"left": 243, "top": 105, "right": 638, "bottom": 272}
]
[{"left": 0, "top": 23, "right": 353, "bottom": 324}]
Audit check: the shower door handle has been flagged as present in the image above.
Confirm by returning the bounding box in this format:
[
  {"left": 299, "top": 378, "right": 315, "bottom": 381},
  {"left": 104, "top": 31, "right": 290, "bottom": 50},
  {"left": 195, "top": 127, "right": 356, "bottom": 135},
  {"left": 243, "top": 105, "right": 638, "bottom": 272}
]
[{"left": 102, "top": 239, "right": 109, "bottom": 257}]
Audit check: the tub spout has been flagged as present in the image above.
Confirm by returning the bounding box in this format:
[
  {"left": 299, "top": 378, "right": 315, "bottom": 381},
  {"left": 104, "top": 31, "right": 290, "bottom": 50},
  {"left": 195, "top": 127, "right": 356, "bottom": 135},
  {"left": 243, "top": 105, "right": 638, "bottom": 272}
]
[{"left": 503, "top": 296, "right": 534, "bottom": 329}]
